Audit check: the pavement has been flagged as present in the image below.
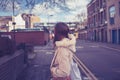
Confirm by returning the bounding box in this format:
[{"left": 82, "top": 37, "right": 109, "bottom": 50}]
[
  {"left": 27, "top": 40, "right": 120, "bottom": 63},
  {"left": 16, "top": 40, "right": 54, "bottom": 80},
  {"left": 16, "top": 40, "right": 120, "bottom": 80}
]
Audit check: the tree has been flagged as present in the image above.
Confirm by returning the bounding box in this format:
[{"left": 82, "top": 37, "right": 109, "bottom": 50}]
[
  {"left": 0, "top": 0, "right": 75, "bottom": 14},
  {"left": 0, "top": 0, "right": 36, "bottom": 15}
]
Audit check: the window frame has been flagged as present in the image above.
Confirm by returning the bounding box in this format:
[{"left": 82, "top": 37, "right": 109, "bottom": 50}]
[
  {"left": 109, "top": 5, "right": 115, "bottom": 25},
  {"left": 119, "top": 2, "right": 120, "bottom": 16}
]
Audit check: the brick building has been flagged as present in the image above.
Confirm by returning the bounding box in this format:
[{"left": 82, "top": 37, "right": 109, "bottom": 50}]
[
  {"left": 78, "top": 19, "right": 88, "bottom": 40},
  {"left": 0, "top": 16, "right": 13, "bottom": 32},
  {"left": 22, "top": 13, "right": 40, "bottom": 28},
  {"left": 87, "top": 0, "right": 107, "bottom": 42},
  {"left": 107, "top": 0, "right": 120, "bottom": 44}
]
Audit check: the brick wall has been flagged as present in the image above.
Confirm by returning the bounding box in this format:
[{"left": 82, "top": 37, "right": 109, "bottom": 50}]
[{"left": 0, "top": 31, "right": 49, "bottom": 45}]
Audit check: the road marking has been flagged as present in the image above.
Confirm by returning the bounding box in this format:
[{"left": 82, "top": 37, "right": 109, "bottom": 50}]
[
  {"left": 73, "top": 54, "right": 98, "bottom": 80},
  {"left": 45, "top": 52, "right": 53, "bottom": 54},
  {"left": 83, "top": 77, "right": 89, "bottom": 80},
  {"left": 89, "top": 45, "right": 99, "bottom": 48},
  {"left": 100, "top": 46, "right": 120, "bottom": 52},
  {"left": 76, "top": 46, "right": 84, "bottom": 49},
  {"left": 33, "top": 65, "right": 39, "bottom": 67},
  {"left": 34, "top": 50, "right": 54, "bottom": 53}
]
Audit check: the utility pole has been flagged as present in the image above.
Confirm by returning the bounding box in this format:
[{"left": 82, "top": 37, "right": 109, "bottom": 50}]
[
  {"left": 12, "top": 0, "right": 15, "bottom": 16},
  {"left": 12, "top": 0, "right": 16, "bottom": 43}
]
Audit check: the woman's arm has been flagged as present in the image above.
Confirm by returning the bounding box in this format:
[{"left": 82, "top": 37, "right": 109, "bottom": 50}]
[{"left": 55, "top": 34, "right": 76, "bottom": 47}]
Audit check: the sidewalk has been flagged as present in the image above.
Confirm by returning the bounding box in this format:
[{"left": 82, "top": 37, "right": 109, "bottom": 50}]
[
  {"left": 16, "top": 41, "right": 54, "bottom": 80},
  {"left": 27, "top": 40, "right": 54, "bottom": 60}
]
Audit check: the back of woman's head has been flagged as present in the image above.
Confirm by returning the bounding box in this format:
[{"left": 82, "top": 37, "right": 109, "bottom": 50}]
[{"left": 54, "top": 22, "right": 69, "bottom": 43}]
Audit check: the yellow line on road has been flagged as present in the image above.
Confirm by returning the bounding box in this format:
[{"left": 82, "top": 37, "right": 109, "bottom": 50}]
[{"left": 73, "top": 54, "right": 98, "bottom": 80}]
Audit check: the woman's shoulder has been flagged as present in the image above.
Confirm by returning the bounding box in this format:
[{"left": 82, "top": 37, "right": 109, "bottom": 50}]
[{"left": 55, "top": 37, "right": 75, "bottom": 47}]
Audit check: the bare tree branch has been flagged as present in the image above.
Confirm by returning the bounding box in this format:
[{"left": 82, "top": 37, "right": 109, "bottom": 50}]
[{"left": 0, "top": 0, "right": 76, "bottom": 14}]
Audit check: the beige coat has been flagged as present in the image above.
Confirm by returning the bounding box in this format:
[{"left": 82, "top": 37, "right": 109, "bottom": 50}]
[{"left": 51, "top": 34, "right": 76, "bottom": 77}]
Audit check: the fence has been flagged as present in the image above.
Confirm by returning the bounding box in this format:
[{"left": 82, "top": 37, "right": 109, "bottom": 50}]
[{"left": 0, "top": 50, "right": 25, "bottom": 80}]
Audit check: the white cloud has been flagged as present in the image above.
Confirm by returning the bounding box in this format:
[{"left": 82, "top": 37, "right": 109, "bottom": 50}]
[
  {"left": 31, "top": 2, "right": 63, "bottom": 16},
  {"left": 66, "top": 0, "right": 88, "bottom": 10},
  {"left": 64, "top": 14, "right": 76, "bottom": 22},
  {"left": 21, "top": 0, "right": 89, "bottom": 22},
  {"left": 58, "top": 0, "right": 88, "bottom": 22}
]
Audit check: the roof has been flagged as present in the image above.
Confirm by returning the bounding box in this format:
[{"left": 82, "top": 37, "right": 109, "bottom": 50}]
[{"left": 0, "top": 16, "right": 12, "bottom": 21}]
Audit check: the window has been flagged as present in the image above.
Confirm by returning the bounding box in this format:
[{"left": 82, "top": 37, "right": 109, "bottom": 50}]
[
  {"left": 109, "top": 5, "right": 115, "bottom": 25},
  {"left": 119, "top": 2, "right": 120, "bottom": 15},
  {"left": 100, "top": 0, "right": 102, "bottom": 8}
]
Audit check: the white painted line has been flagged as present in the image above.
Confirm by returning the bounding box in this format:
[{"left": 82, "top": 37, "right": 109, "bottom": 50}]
[
  {"left": 33, "top": 65, "right": 39, "bottom": 67},
  {"left": 76, "top": 46, "right": 84, "bottom": 49},
  {"left": 100, "top": 46, "right": 120, "bottom": 52},
  {"left": 34, "top": 50, "right": 54, "bottom": 53},
  {"left": 46, "top": 52, "right": 53, "bottom": 54},
  {"left": 89, "top": 45, "right": 99, "bottom": 48}
]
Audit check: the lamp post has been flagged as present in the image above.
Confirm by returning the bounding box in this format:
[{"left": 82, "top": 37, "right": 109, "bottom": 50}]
[
  {"left": 12, "top": 0, "right": 15, "bottom": 16},
  {"left": 48, "top": 14, "right": 53, "bottom": 31},
  {"left": 12, "top": 22, "right": 16, "bottom": 41},
  {"left": 12, "top": 0, "right": 16, "bottom": 43}
]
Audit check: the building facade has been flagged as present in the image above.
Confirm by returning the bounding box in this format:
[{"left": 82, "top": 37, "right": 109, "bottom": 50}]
[
  {"left": 87, "top": 0, "right": 107, "bottom": 42},
  {"left": 107, "top": 0, "right": 120, "bottom": 44},
  {"left": 0, "top": 16, "right": 13, "bottom": 32},
  {"left": 0, "top": 15, "right": 26, "bottom": 32},
  {"left": 22, "top": 13, "right": 40, "bottom": 28},
  {"left": 78, "top": 19, "right": 88, "bottom": 40}
]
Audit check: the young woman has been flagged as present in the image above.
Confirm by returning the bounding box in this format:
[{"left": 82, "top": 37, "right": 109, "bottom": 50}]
[{"left": 50, "top": 22, "right": 76, "bottom": 80}]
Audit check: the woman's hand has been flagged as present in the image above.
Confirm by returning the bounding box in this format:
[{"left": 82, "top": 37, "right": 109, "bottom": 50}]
[{"left": 68, "top": 34, "right": 74, "bottom": 39}]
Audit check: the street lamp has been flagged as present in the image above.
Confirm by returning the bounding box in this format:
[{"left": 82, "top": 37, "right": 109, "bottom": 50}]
[
  {"left": 6, "top": 24, "right": 9, "bottom": 32},
  {"left": 12, "top": 22, "right": 16, "bottom": 42},
  {"left": 12, "top": 0, "right": 16, "bottom": 43},
  {"left": 48, "top": 14, "right": 53, "bottom": 30}
]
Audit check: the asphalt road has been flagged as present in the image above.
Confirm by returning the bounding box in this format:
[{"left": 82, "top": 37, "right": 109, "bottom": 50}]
[
  {"left": 17, "top": 40, "right": 120, "bottom": 80},
  {"left": 76, "top": 40, "right": 120, "bottom": 80}
]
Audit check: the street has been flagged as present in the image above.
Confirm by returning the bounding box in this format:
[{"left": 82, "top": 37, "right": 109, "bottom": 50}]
[
  {"left": 17, "top": 40, "right": 120, "bottom": 80},
  {"left": 76, "top": 40, "right": 120, "bottom": 80}
]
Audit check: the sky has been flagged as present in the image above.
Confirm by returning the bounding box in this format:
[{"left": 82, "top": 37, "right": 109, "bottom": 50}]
[{"left": 0, "top": 0, "right": 90, "bottom": 22}]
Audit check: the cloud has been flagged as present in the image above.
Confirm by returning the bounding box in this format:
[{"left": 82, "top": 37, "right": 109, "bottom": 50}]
[
  {"left": 61, "top": 0, "right": 88, "bottom": 22},
  {"left": 31, "top": 2, "right": 63, "bottom": 16},
  {"left": 19, "top": 0, "right": 89, "bottom": 22},
  {"left": 65, "top": 0, "right": 88, "bottom": 10},
  {"left": 5, "top": 1, "right": 21, "bottom": 11}
]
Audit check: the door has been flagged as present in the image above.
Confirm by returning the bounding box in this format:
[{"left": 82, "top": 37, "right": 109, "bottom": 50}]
[
  {"left": 101, "top": 29, "right": 104, "bottom": 42},
  {"left": 118, "top": 29, "right": 120, "bottom": 44},
  {"left": 94, "top": 30, "right": 96, "bottom": 41},
  {"left": 112, "top": 30, "right": 117, "bottom": 44}
]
